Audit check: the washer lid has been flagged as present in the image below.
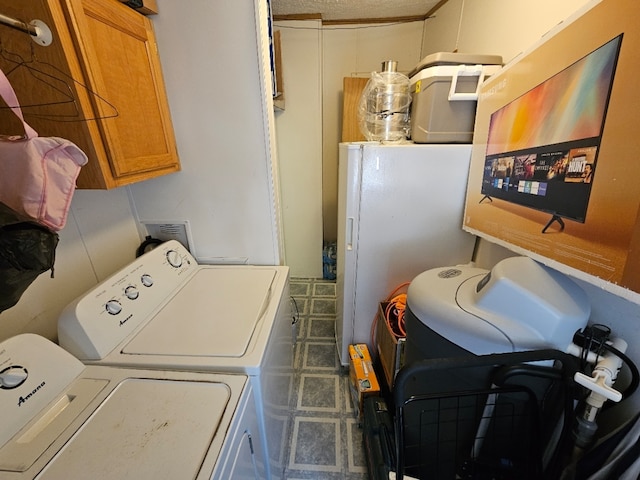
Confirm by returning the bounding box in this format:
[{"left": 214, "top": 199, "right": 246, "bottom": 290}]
[
  {"left": 32, "top": 378, "right": 230, "bottom": 479},
  {"left": 122, "top": 268, "right": 276, "bottom": 358}
]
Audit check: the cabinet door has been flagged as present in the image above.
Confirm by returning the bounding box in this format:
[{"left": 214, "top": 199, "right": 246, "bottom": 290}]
[{"left": 64, "top": 0, "right": 180, "bottom": 183}]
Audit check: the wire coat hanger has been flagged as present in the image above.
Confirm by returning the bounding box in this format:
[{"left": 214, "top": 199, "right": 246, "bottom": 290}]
[
  {"left": 0, "top": 33, "right": 119, "bottom": 122},
  {"left": 0, "top": 43, "right": 79, "bottom": 116}
]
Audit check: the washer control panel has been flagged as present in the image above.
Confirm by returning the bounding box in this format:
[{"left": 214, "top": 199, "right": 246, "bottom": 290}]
[
  {"left": 0, "top": 334, "right": 85, "bottom": 448},
  {"left": 58, "top": 241, "right": 198, "bottom": 360}
]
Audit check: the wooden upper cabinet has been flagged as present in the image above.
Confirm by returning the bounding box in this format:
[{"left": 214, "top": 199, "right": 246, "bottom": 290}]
[{"left": 0, "top": 0, "right": 180, "bottom": 189}]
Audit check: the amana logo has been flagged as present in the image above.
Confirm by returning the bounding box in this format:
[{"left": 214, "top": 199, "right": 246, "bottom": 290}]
[{"left": 18, "top": 381, "right": 46, "bottom": 407}]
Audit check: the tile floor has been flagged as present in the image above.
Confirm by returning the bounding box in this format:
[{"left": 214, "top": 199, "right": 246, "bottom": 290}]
[{"left": 284, "top": 278, "right": 369, "bottom": 480}]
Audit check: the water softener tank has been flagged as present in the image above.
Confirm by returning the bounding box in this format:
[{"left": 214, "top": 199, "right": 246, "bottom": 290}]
[
  {"left": 359, "top": 60, "right": 412, "bottom": 142},
  {"left": 404, "top": 256, "right": 590, "bottom": 366}
]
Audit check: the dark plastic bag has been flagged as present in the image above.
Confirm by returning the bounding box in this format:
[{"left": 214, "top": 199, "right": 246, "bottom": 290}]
[{"left": 0, "top": 202, "right": 58, "bottom": 313}]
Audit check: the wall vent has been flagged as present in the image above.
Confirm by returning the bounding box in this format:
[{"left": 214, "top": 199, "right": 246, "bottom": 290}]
[{"left": 141, "top": 221, "right": 192, "bottom": 252}]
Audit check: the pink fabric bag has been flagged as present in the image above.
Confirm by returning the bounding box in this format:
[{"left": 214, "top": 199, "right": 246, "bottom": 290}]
[{"left": 0, "top": 67, "right": 87, "bottom": 231}]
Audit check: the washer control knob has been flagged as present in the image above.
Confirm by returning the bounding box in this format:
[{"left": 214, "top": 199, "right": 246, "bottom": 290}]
[
  {"left": 105, "top": 299, "right": 122, "bottom": 315},
  {"left": 141, "top": 274, "right": 153, "bottom": 287},
  {"left": 125, "top": 285, "right": 139, "bottom": 300},
  {"left": 0, "top": 366, "right": 28, "bottom": 389},
  {"left": 166, "top": 250, "right": 182, "bottom": 268}
]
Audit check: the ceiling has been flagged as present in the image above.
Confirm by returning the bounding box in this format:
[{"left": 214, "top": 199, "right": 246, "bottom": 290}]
[{"left": 271, "top": 0, "right": 447, "bottom": 23}]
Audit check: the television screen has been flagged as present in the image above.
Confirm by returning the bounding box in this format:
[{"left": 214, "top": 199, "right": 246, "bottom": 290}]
[{"left": 480, "top": 34, "right": 622, "bottom": 232}]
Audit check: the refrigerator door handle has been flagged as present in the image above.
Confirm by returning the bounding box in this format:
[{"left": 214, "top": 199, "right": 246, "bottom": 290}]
[{"left": 346, "top": 217, "right": 354, "bottom": 250}]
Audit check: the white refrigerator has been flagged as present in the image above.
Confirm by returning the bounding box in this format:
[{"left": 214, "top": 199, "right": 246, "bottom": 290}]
[{"left": 336, "top": 142, "right": 477, "bottom": 366}]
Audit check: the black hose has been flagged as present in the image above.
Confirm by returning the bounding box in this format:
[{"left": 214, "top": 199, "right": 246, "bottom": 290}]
[
  {"left": 135, "top": 235, "right": 164, "bottom": 257},
  {"left": 572, "top": 326, "right": 639, "bottom": 400}
]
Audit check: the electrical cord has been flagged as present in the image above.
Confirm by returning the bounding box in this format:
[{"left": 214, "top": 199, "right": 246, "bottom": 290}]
[
  {"left": 290, "top": 296, "right": 300, "bottom": 326},
  {"left": 384, "top": 293, "right": 407, "bottom": 338},
  {"left": 371, "top": 282, "right": 410, "bottom": 347}
]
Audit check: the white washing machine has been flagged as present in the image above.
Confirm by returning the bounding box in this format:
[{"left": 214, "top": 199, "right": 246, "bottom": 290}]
[
  {"left": 0, "top": 334, "right": 260, "bottom": 479},
  {"left": 57, "top": 240, "right": 292, "bottom": 480}
]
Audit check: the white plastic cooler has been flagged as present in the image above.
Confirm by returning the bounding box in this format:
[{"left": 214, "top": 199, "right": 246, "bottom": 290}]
[{"left": 409, "top": 52, "right": 502, "bottom": 143}]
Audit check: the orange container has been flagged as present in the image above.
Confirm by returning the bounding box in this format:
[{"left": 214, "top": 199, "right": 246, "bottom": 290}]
[{"left": 348, "top": 344, "right": 380, "bottom": 420}]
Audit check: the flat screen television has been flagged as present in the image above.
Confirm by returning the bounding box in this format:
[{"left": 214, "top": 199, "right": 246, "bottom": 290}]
[{"left": 480, "top": 34, "right": 623, "bottom": 233}]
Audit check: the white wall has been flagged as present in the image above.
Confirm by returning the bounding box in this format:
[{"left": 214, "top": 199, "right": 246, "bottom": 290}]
[
  {"left": 458, "top": 0, "right": 593, "bottom": 63},
  {"left": 424, "top": 0, "right": 592, "bottom": 63},
  {"left": 129, "top": 0, "right": 282, "bottom": 266},
  {"left": 273, "top": 20, "right": 324, "bottom": 278},
  {"left": 421, "top": 0, "right": 464, "bottom": 54}
]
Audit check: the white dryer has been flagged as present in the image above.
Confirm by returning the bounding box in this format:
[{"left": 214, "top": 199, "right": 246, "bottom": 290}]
[
  {"left": 57, "top": 240, "right": 292, "bottom": 480},
  {"left": 0, "top": 334, "right": 260, "bottom": 479}
]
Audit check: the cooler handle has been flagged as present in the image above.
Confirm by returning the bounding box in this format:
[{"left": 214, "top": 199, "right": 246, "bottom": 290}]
[{"left": 448, "top": 64, "right": 485, "bottom": 102}]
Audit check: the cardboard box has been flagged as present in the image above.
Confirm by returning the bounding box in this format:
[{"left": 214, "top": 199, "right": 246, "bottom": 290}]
[
  {"left": 348, "top": 344, "right": 380, "bottom": 419},
  {"left": 375, "top": 302, "right": 405, "bottom": 390},
  {"left": 463, "top": 0, "right": 640, "bottom": 300}
]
